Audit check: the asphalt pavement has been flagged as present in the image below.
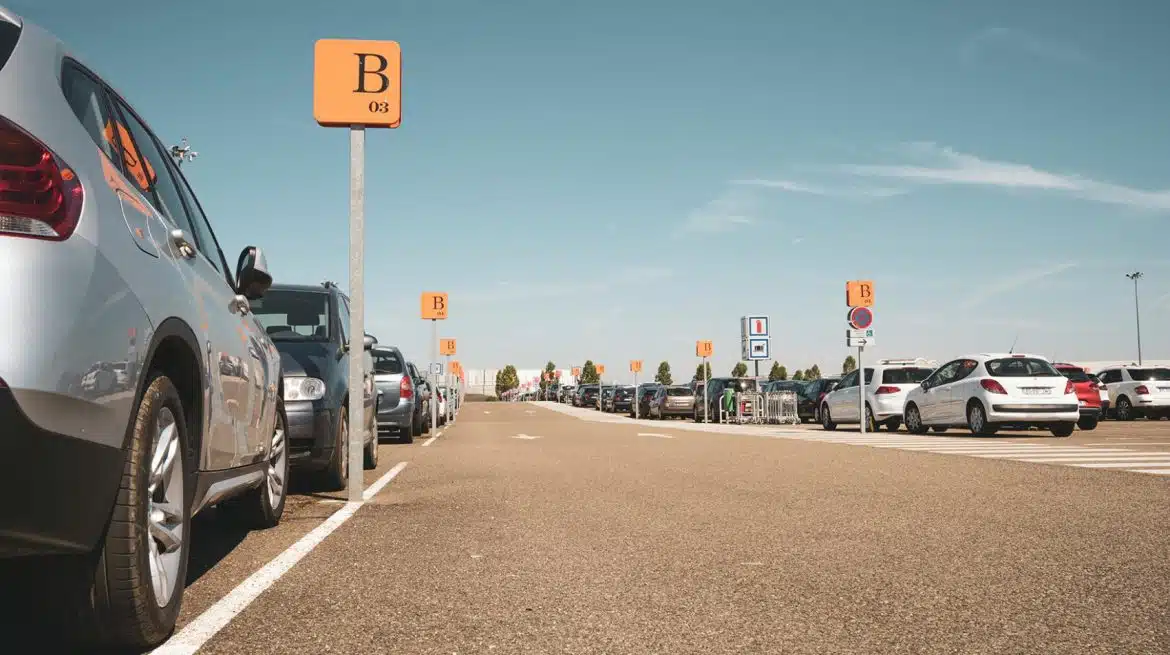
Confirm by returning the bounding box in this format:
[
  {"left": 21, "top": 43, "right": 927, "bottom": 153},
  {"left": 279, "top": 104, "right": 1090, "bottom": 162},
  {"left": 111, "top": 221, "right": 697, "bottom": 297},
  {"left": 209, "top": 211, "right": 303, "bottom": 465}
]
[{"left": 6, "top": 403, "right": 1169, "bottom": 653}]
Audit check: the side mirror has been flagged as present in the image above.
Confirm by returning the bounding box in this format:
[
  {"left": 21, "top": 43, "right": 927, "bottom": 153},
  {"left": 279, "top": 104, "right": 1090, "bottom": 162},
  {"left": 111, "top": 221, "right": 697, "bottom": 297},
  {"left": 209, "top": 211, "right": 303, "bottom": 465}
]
[
  {"left": 235, "top": 246, "right": 272, "bottom": 300},
  {"left": 363, "top": 334, "right": 377, "bottom": 350}
]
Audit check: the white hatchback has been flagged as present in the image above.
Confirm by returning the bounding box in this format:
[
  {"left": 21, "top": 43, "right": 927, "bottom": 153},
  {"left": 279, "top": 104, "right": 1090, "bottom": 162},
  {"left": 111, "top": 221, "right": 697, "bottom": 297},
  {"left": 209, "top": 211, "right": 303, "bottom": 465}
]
[
  {"left": 1094, "top": 366, "right": 1170, "bottom": 421},
  {"left": 820, "top": 358, "right": 936, "bottom": 431},
  {"left": 902, "top": 353, "right": 1079, "bottom": 437}
]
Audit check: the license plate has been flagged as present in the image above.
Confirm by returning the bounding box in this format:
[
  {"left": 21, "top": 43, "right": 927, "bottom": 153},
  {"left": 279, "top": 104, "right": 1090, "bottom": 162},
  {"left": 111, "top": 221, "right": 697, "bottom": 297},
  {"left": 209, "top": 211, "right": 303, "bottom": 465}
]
[
  {"left": 1159, "top": 387, "right": 1170, "bottom": 392},
  {"left": 1021, "top": 388, "right": 1049, "bottom": 396}
]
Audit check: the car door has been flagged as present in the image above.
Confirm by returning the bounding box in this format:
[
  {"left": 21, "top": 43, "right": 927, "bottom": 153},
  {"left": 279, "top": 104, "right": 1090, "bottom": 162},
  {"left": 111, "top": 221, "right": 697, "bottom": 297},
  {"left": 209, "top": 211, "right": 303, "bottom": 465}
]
[
  {"left": 918, "top": 360, "right": 960, "bottom": 425},
  {"left": 941, "top": 359, "right": 980, "bottom": 423},
  {"left": 829, "top": 371, "right": 858, "bottom": 421},
  {"left": 110, "top": 97, "right": 257, "bottom": 469}
]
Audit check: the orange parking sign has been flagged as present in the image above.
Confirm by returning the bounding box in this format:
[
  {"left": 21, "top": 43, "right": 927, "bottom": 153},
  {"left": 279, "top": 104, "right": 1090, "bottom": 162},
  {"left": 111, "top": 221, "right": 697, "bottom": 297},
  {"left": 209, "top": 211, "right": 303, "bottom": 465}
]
[
  {"left": 696, "top": 340, "right": 713, "bottom": 358},
  {"left": 420, "top": 292, "right": 448, "bottom": 320},
  {"left": 630, "top": 360, "right": 643, "bottom": 373},
  {"left": 440, "top": 338, "right": 456, "bottom": 355},
  {"left": 313, "top": 39, "right": 402, "bottom": 128},
  {"left": 846, "top": 280, "right": 875, "bottom": 307}
]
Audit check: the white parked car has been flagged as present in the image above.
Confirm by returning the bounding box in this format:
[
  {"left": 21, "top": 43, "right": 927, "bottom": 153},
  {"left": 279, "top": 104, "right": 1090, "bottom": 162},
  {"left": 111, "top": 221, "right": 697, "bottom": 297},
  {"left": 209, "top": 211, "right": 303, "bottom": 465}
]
[
  {"left": 1093, "top": 366, "right": 1170, "bottom": 421},
  {"left": 902, "top": 353, "right": 1079, "bottom": 437},
  {"left": 820, "top": 358, "right": 936, "bottom": 431}
]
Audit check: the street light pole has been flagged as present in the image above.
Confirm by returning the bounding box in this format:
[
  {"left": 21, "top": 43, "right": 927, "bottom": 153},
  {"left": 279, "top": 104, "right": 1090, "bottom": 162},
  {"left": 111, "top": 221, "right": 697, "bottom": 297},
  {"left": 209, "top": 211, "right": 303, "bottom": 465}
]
[{"left": 1126, "top": 272, "right": 1144, "bottom": 365}]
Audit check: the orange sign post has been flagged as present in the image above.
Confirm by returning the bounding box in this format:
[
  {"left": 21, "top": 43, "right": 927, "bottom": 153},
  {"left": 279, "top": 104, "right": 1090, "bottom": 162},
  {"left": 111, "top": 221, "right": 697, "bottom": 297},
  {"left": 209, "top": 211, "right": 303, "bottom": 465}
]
[
  {"left": 845, "top": 280, "right": 874, "bottom": 308},
  {"left": 314, "top": 38, "right": 403, "bottom": 503},
  {"left": 845, "top": 280, "right": 875, "bottom": 435},
  {"left": 696, "top": 340, "right": 713, "bottom": 423}
]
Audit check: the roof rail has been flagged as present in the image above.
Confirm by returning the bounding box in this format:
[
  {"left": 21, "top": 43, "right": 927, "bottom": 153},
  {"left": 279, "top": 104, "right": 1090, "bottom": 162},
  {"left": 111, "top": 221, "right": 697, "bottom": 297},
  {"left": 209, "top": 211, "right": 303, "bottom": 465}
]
[{"left": 877, "top": 357, "right": 937, "bottom": 367}]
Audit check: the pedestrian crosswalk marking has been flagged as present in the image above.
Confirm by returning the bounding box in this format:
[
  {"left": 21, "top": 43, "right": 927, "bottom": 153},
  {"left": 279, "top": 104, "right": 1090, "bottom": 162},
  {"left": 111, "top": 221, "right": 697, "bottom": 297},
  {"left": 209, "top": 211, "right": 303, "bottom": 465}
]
[{"left": 530, "top": 401, "right": 1170, "bottom": 478}]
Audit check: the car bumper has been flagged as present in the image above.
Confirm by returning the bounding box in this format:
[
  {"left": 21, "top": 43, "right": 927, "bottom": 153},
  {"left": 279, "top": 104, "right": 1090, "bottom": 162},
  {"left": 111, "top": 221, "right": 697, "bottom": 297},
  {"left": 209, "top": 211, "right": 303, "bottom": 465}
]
[
  {"left": 285, "top": 400, "right": 337, "bottom": 470},
  {"left": 0, "top": 388, "right": 125, "bottom": 557},
  {"left": 872, "top": 396, "right": 907, "bottom": 421},
  {"left": 1135, "top": 396, "right": 1170, "bottom": 410},
  {"left": 987, "top": 403, "right": 1080, "bottom": 423},
  {"left": 376, "top": 399, "right": 414, "bottom": 432}
]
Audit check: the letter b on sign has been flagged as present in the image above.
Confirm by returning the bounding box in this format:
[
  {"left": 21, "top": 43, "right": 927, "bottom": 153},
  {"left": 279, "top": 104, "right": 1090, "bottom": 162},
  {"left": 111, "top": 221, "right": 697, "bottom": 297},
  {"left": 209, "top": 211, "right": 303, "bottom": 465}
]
[
  {"left": 440, "top": 339, "right": 456, "bottom": 355},
  {"left": 421, "top": 292, "right": 448, "bottom": 320},
  {"left": 314, "top": 39, "right": 402, "bottom": 128},
  {"left": 846, "top": 280, "right": 875, "bottom": 308}
]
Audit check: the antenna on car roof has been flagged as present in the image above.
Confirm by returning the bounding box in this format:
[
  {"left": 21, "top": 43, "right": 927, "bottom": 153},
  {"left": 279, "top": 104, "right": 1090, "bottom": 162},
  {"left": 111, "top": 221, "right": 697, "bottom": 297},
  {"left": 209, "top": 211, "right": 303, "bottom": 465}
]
[{"left": 1008, "top": 333, "right": 1019, "bottom": 354}]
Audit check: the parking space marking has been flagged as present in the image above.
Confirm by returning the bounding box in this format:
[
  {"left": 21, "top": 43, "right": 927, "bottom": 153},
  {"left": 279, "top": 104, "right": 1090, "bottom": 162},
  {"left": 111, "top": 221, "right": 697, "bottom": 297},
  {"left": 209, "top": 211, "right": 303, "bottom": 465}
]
[
  {"left": 530, "top": 402, "right": 1170, "bottom": 477},
  {"left": 150, "top": 461, "right": 409, "bottom": 655},
  {"left": 422, "top": 430, "right": 442, "bottom": 447},
  {"left": 638, "top": 432, "right": 674, "bottom": 439},
  {"left": 1084, "top": 442, "right": 1170, "bottom": 446}
]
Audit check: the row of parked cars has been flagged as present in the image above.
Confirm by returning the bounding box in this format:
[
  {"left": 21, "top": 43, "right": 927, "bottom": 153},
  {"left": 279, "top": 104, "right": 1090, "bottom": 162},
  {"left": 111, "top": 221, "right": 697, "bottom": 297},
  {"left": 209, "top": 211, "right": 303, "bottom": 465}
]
[
  {"left": 0, "top": 11, "right": 456, "bottom": 648},
  {"left": 543, "top": 356, "right": 1170, "bottom": 438}
]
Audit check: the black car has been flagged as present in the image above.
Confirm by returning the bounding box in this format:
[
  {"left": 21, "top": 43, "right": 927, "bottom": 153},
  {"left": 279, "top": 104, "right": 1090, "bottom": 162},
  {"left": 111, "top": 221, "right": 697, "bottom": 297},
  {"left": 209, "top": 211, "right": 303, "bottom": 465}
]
[
  {"left": 612, "top": 386, "right": 635, "bottom": 412},
  {"left": 799, "top": 377, "right": 841, "bottom": 423},
  {"left": 575, "top": 384, "right": 599, "bottom": 407},
  {"left": 251, "top": 282, "right": 380, "bottom": 490}
]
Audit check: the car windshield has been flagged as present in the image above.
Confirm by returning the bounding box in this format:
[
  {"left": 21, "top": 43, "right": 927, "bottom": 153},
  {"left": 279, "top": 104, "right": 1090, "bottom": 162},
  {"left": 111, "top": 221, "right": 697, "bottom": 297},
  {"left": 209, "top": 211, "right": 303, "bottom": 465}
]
[
  {"left": 371, "top": 351, "right": 404, "bottom": 375},
  {"left": 1056, "top": 367, "right": 1090, "bottom": 382},
  {"left": 882, "top": 368, "right": 933, "bottom": 384},
  {"left": 251, "top": 290, "right": 331, "bottom": 341},
  {"left": 727, "top": 379, "right": 757, "bottom": 392},
  {"left": 985, "top": 358, "right": 1060, "bottom": 377},
  {"left": 666, "top": 387, "right": 691, "bottom": 396},
  {"left": 1128, "top": 368, "right": 1170, "bottom": 381}
]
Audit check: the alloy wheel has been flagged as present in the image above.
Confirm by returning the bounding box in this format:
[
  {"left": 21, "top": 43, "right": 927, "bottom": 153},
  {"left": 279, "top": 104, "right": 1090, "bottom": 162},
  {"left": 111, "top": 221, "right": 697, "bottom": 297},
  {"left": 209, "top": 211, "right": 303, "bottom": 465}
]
[
  {"left": 147, "top": 407, "right": 184, "bottom": 608},
  {"left": 266, "top": 423, "right": 287, "bottom": 507}
]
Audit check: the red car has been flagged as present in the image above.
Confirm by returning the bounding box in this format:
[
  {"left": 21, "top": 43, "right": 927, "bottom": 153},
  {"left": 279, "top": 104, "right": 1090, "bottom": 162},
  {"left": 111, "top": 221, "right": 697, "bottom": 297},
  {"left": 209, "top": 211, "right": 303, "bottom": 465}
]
[{"left": 1053, "top": 363, "right": 1101, "bottom": 430}]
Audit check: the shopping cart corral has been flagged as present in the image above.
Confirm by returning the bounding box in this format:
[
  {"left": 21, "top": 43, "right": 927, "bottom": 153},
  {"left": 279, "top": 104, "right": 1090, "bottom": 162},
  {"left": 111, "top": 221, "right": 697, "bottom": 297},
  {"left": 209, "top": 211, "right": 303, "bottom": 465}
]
[{"left": 717, "top": 391, "right": 801, "bottom": 424}]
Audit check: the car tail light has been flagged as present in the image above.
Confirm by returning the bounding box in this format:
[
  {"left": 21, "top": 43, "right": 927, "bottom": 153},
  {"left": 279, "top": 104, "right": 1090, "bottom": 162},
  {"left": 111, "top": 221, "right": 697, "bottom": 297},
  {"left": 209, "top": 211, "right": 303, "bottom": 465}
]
[
  {"left": 874, "top": 386, "right": 899, "bottom": 394},
  {"left": 1135, "top": 385, "right": 1150, "bottom": 395},
  {"left": 0, "top": 117, "right": 83, "bottom": 240},
  {"left": 1064, "top": 380, "right": 1075, "bottom": 395},
  {"left": 980, "top": 379, "right": 1007, "bottom": 394},
  {"left": 400, "top": 376, "right": 413, "bottom": 399}
]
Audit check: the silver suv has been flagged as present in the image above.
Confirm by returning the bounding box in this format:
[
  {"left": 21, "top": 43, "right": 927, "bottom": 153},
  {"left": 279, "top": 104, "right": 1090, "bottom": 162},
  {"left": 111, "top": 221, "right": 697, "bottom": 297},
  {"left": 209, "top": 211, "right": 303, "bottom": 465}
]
[{"left": 0, "top": 9, "right": 287, "bottom": 648}]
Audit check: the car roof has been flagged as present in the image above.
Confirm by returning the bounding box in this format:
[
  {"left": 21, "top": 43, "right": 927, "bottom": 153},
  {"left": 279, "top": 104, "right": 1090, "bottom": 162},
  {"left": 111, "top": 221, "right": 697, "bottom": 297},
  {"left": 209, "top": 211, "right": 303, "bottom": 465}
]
[
  {"left": 956, "top": 353, "right": 1049, "bottom": 362},
  {"left": 267, "top": 283, "right": 334, "bottom": 294}
]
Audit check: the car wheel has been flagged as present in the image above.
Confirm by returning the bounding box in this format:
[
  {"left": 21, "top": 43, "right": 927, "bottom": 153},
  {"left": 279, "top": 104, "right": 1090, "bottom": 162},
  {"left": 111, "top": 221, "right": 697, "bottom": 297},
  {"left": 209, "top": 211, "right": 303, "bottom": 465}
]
[
  {"left": 1051, "top": 422, "right": 1076, "bottom": 437},
  {"left": 225, "top": 398, "right": 289, "bottom": 528},
  {"left": 1115, "top": 396, "right": 1135, "bottom": 421},
  {"left": 821, "top": 404, "right": 836, "bottom": 431},
  {"left": 364, "top": 424, "right": 379, "bottom": 469},
  {"left": 73, "top": 373, "right": 192, "bottom": 648},
  {"left": 1077, "top": 416, "right": 1099, "bottom": 431},
  {"left": 323, "top": 407, "right": 350, "bottom": 491},
  {"left": 966, "top": 401, "right": 996, "bottom": 436},
  {"left": 904, "top": 404, "right": 928, "bottom": 434}
]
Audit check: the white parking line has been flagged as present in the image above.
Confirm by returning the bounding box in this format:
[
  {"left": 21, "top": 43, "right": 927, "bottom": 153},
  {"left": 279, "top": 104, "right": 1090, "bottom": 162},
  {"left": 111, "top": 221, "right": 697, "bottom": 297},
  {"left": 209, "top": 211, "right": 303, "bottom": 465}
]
[
  {"left": 1083, "top": 442, "right": 1170, "bottom": 446},
  {"left": 638, "top": 432, "right": 674, "bottom": 439},
  {"left": 150, "top": 461, "right": 409, "bottom": 655},
  {"left": 422, "top": 430, "right": 442, "bottom": 447}
]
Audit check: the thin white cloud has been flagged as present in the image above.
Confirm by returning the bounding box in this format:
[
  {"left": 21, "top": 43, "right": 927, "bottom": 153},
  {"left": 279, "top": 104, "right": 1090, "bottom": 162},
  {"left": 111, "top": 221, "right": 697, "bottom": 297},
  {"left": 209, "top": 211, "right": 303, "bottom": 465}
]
[
  {"left": 960, "top": 27, "right": 1090, "bottom": 66},
  {"left": 841, "top": 142, "right": 1170, "bottom": 212},
  {"left": 732, "top": 178, "right": 908, "bottom": 198},
  {"left": 676, "top": 187, "right": 758, "bottom": 235},
  {"left": 960, "top": 262, "right": 1078, "bottom": 309}
]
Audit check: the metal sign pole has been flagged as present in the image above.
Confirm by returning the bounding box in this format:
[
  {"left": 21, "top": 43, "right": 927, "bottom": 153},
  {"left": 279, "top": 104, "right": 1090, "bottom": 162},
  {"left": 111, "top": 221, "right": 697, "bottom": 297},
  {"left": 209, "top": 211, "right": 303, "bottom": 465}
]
[
  {"left": 703, "top": 356, "right": 709, "bottom": 424},
  {"left": 857, "top": 345, "right": 866, "bottom": 435},
  {"left": 446, "top": 355, "right": 452, "bottom": 422},
  {"left": 431, "top": 319, "right": 438, "bottom": 432},
  {"left": 634, "top": 370, "right": 639, "bottom": 419},
  {"left": 347, "top": 126, "right": 366, "bottom": 503}
]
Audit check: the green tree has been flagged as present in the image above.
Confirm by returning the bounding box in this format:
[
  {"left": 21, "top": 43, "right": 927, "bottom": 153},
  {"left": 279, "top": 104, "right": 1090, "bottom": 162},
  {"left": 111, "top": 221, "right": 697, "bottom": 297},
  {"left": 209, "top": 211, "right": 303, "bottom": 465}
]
[
  {"left": 808, "top": 365, "right": 822, "bottom": 380},
  {"left": 496, "top": 365, "right": 520, "bottom": 396},
  {"left": 655, "top": 361, "right": 673, "bottom": 385},
  {"left": 694, "top": 361, "right": 712, "bottom": 381},
  {"left": 540, "top": 361, "right": 556, "bottom": 391},
  {"left": 580, "top": 360, "right": 599, "bottom": 384},
  {"left": 842, "top": 355, "right": 857, "bottom": 374},
  {"left": 793, "top": 370, "right": 805, "bottom": 381},
  {"left": 731, "top": 362, "right": 748, "bottom": 377},
  {"left": 768, "top": 362, "right": 787, "bottom": 381}
]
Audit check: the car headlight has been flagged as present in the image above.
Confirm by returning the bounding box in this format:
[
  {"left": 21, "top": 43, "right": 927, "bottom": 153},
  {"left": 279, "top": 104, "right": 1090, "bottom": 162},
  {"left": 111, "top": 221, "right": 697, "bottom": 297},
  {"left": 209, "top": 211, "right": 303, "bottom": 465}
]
[{"left": 284, "top": 376, "right": 326, "bottom": 401}]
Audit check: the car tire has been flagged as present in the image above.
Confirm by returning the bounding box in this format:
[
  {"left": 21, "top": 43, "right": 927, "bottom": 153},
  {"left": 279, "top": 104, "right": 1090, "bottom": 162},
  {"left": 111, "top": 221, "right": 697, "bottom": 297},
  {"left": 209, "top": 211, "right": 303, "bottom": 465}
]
[
  {"left": 1051, "top": 422, "right": 1076, "bottom": 437},
  {"left": 821, "top": 404, "right": 837, "bottom": 431},
  {"left": 364, "top": 425, "right": 379, "bottom": 469},
  {"left": 966, "top": 401, "right": 997, "bottom": 436},
  {"left": 864, "top": 405, "right": 877, "bottom": 433},
  {"left": 904, "top": 403, "right": 928, "bottom": 434},
  {"left": 72, "top": 373, "right": 193, "bottom": 648},
  {"left": 1077, "top": 416, "right": 1099, "bottom": 431},
  {"left": 322, "top": 407, "right": 350, "bottom": 491},
  {"left": 1115, "top": 396, "right": 1135, "bottom": 421},
  {"left": 224, "top": 398, "right": 289, "bottom": 529}
]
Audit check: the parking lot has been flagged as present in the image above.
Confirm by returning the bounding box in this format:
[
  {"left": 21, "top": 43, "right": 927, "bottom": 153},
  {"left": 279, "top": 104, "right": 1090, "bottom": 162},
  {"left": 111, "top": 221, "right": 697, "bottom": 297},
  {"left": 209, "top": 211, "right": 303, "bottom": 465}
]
[{"left": 5, "top": 402, "right": 1168, "bottom": 653}]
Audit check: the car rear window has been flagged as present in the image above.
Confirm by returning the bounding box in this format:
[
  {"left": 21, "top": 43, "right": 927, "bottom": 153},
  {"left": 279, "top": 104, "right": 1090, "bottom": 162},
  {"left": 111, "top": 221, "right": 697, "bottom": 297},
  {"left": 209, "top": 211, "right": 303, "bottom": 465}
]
[
  {"left": 251, "top": 290, "right": 331, "bottom": 341},
  {"left": 1056, "top": 367, "right": 1090, "bottom": 382},
  {"left": 667, "top": 387, "right": 691, "bottom": 396},
  {"left": 1128, "top": 368, "right": 1170, "bottom": 381},
  {"left": 371, "top": 351, "right": 403, "bottom": 375},
  {"left": 0, "top": 20, "right": 19, "bottom": 73},
  {"left": 882, "top": 368, "right": 933, "bottom": 384},
  {"left": 985, "top": 358, "right": 1060, "bottom": 377}
]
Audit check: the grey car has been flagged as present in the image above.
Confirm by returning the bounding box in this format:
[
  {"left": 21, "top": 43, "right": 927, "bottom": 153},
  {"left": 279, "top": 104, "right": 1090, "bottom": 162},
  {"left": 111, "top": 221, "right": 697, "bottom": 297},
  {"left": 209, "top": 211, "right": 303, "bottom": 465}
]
[
  {"left": 371, "top": 346, "right": 428, "bottom": 442},
  {"left": 0, "top": 8, "right": 286, "bottom": 648}
]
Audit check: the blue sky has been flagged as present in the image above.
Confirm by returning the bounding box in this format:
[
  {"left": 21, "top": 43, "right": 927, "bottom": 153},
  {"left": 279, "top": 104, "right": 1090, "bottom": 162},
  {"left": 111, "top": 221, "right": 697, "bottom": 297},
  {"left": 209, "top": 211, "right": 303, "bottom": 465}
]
[{"left": 13, "top": 0, "right": 1170, "bottom": 378}]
